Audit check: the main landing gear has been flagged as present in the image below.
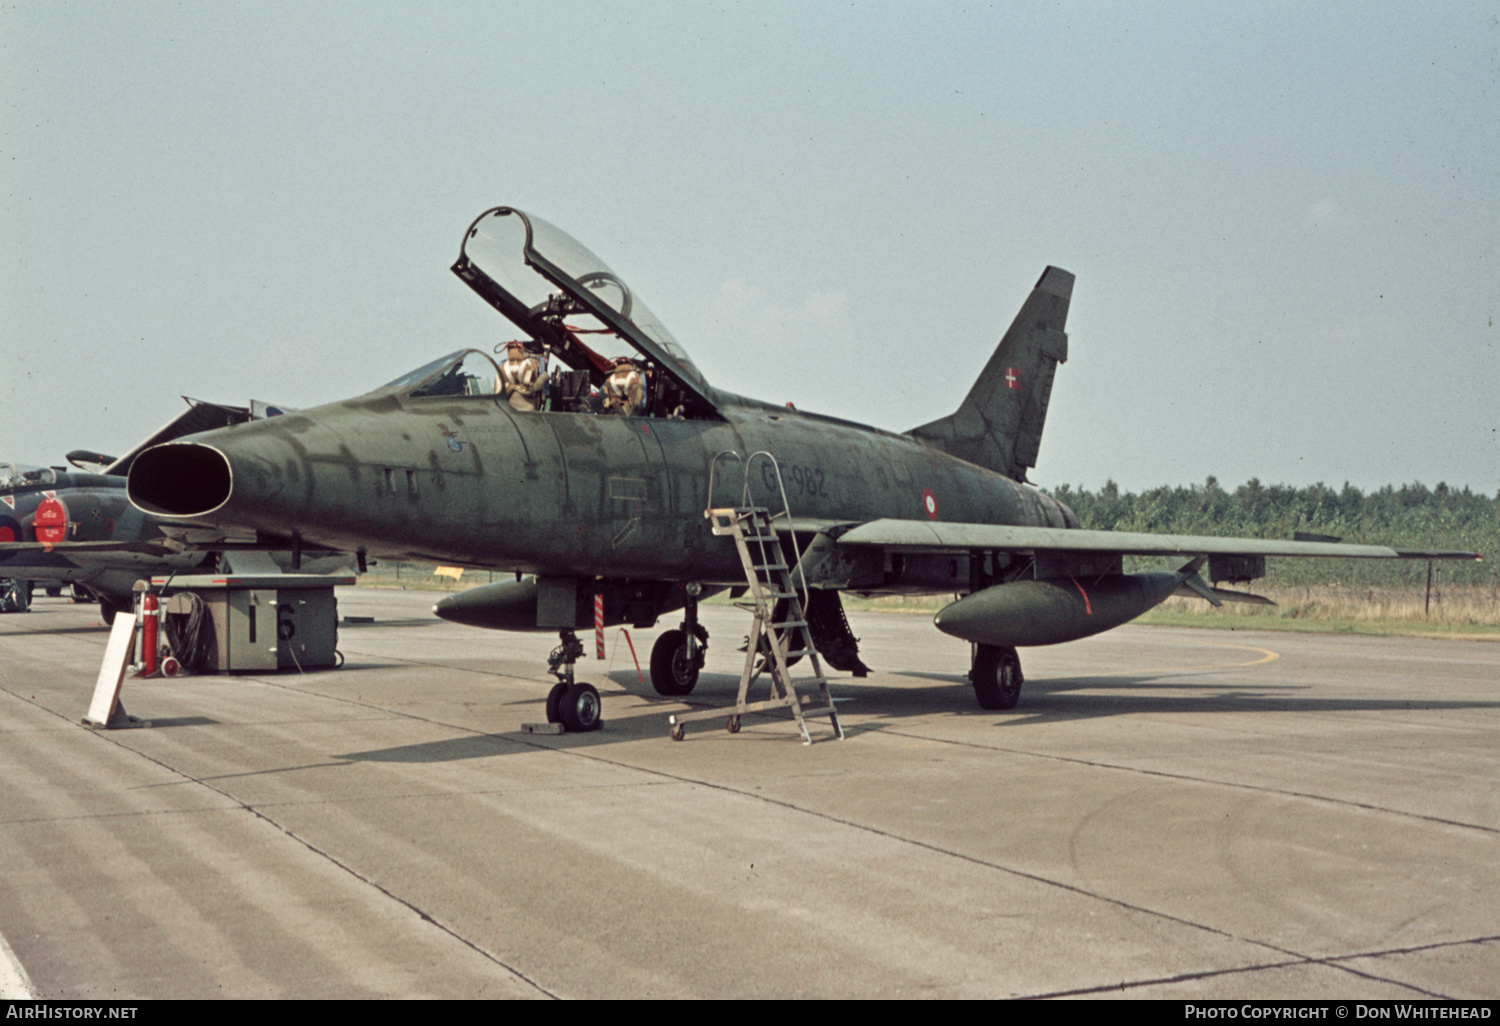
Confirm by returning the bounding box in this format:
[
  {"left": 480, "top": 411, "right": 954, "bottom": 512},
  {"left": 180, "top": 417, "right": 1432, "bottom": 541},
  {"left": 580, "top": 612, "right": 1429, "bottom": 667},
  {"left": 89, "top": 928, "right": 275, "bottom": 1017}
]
[
  {"left": 970, "top": 644, "right": 1023, "bottom": 710},
  {"left": 651, "top": 583, "right": 707, "bottom": 697},
  {"left": 545, "top": 629, "right": 602, "bottom": 732}
]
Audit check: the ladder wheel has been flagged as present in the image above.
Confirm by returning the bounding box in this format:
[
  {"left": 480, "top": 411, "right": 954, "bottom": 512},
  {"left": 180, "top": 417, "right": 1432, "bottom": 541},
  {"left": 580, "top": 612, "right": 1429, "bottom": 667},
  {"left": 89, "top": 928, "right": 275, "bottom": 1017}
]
[
  {"left": 670, "top": 724, "right": 685, "bottom": 741},
  {"left": 726, "top": 715, "right": 740, "bottom": 734}
]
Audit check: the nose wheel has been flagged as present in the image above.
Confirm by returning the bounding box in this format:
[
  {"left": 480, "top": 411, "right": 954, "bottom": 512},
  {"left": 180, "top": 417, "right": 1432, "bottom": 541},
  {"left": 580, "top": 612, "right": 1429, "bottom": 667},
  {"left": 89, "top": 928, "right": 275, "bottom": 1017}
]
[
  {"left": 543, "top": 630, "right": 603, "bottom": 732},
  {"left": 553, "top": 682, "right": 602, "bottom": 732}
]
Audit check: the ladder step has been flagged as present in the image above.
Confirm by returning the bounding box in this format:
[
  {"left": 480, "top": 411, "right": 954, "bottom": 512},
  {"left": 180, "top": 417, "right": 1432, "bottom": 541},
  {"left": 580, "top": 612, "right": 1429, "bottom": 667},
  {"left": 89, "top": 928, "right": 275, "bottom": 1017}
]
[{"left": 695, "top": 488, "right": 840, "bottom": 742}]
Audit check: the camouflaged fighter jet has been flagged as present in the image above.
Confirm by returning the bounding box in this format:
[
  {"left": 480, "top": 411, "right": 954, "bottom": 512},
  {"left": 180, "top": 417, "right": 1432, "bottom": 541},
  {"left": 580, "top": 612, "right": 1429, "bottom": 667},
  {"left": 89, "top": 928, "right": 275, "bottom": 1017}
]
[
  {"left": 0, "top": 399, "right": 344, "bottom": 620},
  {"left": 126, "top": 206, "right": 1480, "bottom": 729}
]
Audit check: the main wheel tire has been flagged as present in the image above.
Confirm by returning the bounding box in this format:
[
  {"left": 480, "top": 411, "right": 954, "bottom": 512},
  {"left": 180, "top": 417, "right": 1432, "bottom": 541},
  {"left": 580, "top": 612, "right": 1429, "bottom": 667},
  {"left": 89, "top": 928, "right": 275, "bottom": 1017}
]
[
  {"left": 559, "top": 683, "right": 602, "bottom": 732},
  {"left": 971, "top": 645, "right": 1023, "bottom": 711},
  {"left": 545, "top": 682, "right": 569, "bottom": 724},
  {"left": 650, "top": 629, "right": 700, "bottom": 696},
  {"left": 98, "top": 597, "right": 124, "bottom": 624}
]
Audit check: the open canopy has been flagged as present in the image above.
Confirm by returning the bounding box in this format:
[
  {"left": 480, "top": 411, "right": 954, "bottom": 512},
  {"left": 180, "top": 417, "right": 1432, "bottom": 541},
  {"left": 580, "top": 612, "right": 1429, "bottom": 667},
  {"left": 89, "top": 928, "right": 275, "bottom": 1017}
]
[{"left": 451, "top": 207, "right": 719, "bottom": 418}]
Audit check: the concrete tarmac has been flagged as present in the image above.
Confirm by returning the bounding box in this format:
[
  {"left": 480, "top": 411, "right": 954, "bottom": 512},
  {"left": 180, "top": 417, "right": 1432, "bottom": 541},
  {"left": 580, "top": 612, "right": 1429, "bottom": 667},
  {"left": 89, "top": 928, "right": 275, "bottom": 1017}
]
[{"left": 1, "top": 589, "right": 1497, "bottom": 999}]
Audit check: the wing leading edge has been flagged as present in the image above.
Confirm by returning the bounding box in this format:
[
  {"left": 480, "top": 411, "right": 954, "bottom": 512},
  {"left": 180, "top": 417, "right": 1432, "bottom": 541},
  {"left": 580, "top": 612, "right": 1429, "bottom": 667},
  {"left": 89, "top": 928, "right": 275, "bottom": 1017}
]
[{"left": 836, "top": 519, "right": 1481, "bottom": 562}]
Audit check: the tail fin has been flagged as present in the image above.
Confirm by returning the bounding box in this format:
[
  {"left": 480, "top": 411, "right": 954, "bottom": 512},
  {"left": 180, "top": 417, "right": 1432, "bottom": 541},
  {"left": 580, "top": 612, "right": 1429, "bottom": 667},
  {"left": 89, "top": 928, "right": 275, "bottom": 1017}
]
[{"left": 906, "top": 266, "right": 1072, "bottom": 482}]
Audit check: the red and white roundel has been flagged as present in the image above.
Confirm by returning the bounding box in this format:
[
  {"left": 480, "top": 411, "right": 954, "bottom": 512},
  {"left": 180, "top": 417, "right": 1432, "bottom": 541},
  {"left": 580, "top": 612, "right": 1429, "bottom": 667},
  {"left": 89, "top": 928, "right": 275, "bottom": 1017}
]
[
  {"left": 921, "top": 488, "right": 939, "bottom": 520},
  {"left": 33, "top": 496, "right": 68, "bottom": 546}
]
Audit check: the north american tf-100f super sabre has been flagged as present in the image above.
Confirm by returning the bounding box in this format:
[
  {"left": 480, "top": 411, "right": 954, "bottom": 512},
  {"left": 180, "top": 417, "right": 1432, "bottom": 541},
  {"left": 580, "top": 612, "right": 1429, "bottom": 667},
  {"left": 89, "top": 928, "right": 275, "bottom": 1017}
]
[{"left": 126, "top": 207, "right": 1480, "bottom": 730}]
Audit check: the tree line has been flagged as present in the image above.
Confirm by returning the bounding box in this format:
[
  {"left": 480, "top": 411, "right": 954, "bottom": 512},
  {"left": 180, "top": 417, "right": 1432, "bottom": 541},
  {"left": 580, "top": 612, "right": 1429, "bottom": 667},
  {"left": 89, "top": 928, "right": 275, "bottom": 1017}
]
[{"left": 1043, "top": 478, "right": 1498, "bottom": 588}]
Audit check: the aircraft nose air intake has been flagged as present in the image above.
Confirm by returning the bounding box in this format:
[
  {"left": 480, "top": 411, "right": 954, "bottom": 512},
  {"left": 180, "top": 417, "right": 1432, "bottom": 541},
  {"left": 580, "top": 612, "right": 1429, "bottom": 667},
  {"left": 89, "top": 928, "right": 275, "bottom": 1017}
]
[{"left": 128, "top": 443, "right": 234, "bottom": 517}]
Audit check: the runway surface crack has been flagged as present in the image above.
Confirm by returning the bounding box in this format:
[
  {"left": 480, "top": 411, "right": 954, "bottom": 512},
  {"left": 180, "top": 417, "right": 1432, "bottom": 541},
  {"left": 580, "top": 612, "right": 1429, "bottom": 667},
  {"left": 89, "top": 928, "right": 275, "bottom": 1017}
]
[
  {"left": 1028, "top": 933, "right": 1497, "bottom": 998},
  {"left": 876, "top": 725, "right": 1500, "bottom": 836}
]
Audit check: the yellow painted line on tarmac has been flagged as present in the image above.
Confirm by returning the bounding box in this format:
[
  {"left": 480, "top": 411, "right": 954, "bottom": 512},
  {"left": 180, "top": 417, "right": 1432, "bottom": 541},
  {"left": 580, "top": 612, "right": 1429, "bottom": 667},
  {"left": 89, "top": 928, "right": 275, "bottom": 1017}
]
[{"left": 1066, "top": 640, "right": 1281, "bottom": 679}]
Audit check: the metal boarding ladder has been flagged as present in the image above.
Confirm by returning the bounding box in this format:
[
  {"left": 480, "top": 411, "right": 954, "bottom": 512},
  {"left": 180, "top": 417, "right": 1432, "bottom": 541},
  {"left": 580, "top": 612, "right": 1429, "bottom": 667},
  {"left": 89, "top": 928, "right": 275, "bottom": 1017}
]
[{"left": 668, "top": 455, "right": 843, "bottom": 744}]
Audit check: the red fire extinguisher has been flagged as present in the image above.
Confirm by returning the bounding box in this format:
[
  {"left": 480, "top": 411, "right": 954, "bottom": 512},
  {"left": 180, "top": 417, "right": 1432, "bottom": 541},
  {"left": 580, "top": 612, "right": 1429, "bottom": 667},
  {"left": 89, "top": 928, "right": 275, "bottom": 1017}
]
[{"left": 140, "top": 592, "right": 160, "bottom": 676}]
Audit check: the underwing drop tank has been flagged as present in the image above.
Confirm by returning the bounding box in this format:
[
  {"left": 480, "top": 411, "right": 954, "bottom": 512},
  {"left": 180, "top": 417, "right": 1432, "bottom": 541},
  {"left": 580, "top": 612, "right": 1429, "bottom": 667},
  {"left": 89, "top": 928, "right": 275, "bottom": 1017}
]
[{"left": 933, "top": 573, "right": 1182, "bottom": 647}]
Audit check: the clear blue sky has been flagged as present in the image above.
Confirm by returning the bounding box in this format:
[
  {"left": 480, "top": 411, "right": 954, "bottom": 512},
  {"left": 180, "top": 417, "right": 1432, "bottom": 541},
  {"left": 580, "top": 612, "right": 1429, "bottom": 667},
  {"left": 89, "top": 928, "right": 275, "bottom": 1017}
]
[{"left": 4, "top": 2, "right": 1496, "bottom": 494}]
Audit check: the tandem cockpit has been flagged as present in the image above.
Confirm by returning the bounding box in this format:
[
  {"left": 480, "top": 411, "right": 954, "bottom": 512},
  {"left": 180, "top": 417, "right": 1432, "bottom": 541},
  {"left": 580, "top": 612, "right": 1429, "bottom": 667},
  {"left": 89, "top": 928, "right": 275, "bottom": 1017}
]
[
  {"left": 381, "top": 207, "right": 723, "bottom": 421},
  {"left": 0, "top": 463, "right": 58, "bottom": 495}
]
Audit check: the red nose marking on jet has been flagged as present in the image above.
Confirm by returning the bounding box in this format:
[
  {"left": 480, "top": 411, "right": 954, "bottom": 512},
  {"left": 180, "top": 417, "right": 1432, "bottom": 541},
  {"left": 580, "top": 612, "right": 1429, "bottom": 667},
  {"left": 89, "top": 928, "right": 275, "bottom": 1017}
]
[
  {"left": 34, "top": 496, "right": 67, "bottom": 551},
  {"left": 922, "top": 488, "right": 939, "bottom": 520}
]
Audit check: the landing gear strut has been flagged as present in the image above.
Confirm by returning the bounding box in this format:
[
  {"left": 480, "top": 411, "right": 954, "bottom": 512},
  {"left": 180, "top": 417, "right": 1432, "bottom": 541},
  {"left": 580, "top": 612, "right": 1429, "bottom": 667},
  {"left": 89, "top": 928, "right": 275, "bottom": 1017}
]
[
  {"left": 651, "top": 583, "right": 707, "bottom": 696},
  {"left": 970, "top": 644, "right": 1023, "bottom": 710},
  {"left": 545, "top": 629, "right": 601, "bottom": 732}
]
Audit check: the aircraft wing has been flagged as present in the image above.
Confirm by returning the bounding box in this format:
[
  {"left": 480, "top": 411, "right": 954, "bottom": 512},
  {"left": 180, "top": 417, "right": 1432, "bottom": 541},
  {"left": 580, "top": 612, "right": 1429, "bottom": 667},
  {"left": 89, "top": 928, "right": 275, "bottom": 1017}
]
[
  {"left": 835, "top": 519, "right": 1480, "bottom": 562},
  {"left": 0, "top": 535, "right": 341, "bottom": 557},
  {"left": 0, "top": 540, "right": 178, "bottom": 555}
]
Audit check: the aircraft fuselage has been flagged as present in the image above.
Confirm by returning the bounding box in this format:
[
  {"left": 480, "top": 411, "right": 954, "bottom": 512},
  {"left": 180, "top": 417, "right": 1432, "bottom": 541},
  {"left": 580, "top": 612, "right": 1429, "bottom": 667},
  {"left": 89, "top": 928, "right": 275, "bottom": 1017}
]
[{"left": 130, "top": 391, "right": 1075, "bottom": 588}]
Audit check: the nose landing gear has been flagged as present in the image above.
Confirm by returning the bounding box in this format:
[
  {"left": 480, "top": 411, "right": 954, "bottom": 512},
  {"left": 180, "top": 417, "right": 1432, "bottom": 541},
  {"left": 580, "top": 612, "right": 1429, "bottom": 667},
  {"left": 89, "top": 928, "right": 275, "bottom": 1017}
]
[{"left": 544, "top": 629, "right": 602, "bottom": 732}]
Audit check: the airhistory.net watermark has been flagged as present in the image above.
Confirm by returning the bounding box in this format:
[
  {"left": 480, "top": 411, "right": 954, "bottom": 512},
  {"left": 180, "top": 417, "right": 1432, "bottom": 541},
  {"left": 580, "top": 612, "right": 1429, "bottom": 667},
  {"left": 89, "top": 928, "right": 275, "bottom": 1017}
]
[{"left": 5, "top": 1008, "right": 138, "bottom": 1019}]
